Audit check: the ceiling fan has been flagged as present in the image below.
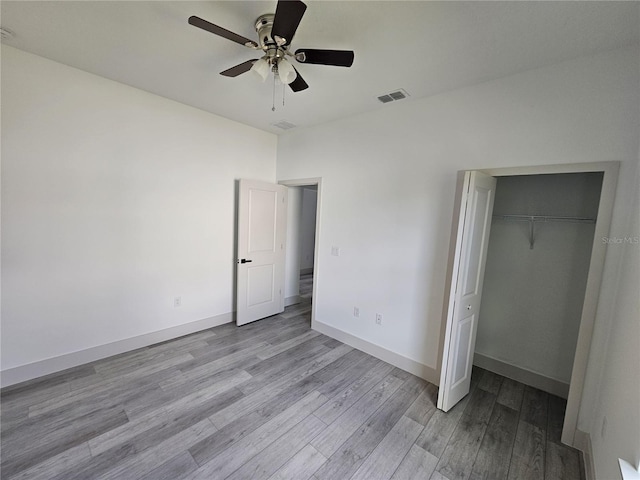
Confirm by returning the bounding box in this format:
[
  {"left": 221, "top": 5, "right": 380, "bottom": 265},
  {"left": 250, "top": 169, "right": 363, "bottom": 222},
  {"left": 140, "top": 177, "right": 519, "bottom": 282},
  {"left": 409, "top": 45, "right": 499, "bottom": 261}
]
[{"left": 188, "top": 0, "right": 354, "bottom": 92}]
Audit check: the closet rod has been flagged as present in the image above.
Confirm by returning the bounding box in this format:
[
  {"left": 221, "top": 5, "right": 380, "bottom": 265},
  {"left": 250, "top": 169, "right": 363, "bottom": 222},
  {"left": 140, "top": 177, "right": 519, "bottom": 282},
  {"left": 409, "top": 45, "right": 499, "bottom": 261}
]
[
  {"left": 493, "top": 214, "right": 596, "bottom": 223},
  {"left": 492, "top": 214, "right": 597, "bottom": 249}
]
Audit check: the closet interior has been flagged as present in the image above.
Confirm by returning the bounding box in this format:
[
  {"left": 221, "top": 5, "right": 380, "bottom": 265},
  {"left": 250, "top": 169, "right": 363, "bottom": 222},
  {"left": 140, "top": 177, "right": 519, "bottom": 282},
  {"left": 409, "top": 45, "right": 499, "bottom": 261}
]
[{"left": 474, "top": 172, "right": 604, "bottom": 399}]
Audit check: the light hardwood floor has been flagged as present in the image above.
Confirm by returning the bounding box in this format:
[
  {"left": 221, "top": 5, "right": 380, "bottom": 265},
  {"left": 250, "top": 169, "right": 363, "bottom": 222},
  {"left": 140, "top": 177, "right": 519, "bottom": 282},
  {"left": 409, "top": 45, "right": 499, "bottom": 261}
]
[
  {"left": 299, "top": 272, "right": 313, "bottom": 300},
  {"left": 1, "top": 300, "right": 584, "bottom": 480}
]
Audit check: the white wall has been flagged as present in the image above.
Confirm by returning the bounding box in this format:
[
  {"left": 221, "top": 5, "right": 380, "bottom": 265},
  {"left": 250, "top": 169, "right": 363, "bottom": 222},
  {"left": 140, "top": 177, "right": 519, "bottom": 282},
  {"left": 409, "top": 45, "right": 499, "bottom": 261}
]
[
  {"left": 1, "top": 46, "right": 277, "bottom": 378},
  {"left": 300, "top": 187, "right": 317, "bottom": 272},
  {"left": 477, "top": 173, "right": 602, "bottom": 386}
]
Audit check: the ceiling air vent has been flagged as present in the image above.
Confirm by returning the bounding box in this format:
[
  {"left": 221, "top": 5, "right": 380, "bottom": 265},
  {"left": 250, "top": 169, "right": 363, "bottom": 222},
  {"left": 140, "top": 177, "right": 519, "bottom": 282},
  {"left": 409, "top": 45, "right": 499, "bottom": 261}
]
[
  {"left": 377, "top": 88, "right": 410, "bottom": 104},
  {"left": 271, "top": 120, "right": 297, "bottom": 130}
]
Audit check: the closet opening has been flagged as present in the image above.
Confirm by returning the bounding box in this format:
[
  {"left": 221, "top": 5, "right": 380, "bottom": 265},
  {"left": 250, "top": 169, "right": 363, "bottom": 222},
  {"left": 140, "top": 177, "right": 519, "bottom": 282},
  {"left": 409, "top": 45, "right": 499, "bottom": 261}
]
[
  {"left": 437, "top": 162, "right": 618, "bottom": 448},
  {"left": 475, "top": 172, "right": 603, "bottom": 425}
]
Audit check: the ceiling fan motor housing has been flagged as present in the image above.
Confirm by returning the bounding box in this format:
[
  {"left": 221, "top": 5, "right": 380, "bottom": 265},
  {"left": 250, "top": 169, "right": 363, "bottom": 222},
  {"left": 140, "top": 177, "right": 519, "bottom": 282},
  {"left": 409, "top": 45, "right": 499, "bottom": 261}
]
[
  {"left": 255, "top": 14, "right": 276, "bottom": 48},
  {"left": 255, "top": 14, "right": 288, "bottom": 66}
]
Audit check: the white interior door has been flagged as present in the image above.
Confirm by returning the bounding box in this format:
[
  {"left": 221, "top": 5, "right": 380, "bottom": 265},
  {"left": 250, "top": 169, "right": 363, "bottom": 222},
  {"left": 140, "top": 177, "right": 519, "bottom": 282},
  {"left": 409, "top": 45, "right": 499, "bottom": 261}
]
[
  {"left": 437, "top": 171, "right": 497, "bottom": 411},
  {"left": 236, "top": 179, "right": 288, "bottom": 326}
]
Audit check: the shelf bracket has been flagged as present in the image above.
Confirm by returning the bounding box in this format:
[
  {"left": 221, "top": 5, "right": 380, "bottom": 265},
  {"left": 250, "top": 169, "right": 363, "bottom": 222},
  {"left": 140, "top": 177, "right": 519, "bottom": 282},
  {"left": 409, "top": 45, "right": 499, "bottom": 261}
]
[{"left": 528, "top": 217, "right": 535, "bottom": 249}]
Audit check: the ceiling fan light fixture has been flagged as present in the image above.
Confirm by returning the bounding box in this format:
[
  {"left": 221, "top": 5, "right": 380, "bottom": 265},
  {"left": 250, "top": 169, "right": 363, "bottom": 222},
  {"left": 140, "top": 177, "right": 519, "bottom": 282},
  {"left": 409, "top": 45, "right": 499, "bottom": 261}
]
[
  {"left": 277, "top": 58, "right": 297, "bottom": 85},
  {"left": 250, "top": 58, "right": 270, "bottom": 82}
]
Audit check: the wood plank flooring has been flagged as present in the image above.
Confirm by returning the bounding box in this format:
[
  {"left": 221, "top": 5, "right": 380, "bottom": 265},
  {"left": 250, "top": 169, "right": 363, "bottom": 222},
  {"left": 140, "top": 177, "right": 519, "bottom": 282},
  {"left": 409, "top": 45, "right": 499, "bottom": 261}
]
[
  {"left": 1, "top": 299, "right": 584, "bottom": 480},
  {"left": 299, "top": 272, "right": 313, "bottom": 300}
]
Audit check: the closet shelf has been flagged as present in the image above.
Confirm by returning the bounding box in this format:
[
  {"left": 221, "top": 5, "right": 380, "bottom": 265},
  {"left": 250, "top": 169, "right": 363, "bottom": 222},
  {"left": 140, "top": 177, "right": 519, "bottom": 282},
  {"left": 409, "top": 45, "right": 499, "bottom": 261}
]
[{"left": 492, "top": 214, "right": 597, "bottom": 249}]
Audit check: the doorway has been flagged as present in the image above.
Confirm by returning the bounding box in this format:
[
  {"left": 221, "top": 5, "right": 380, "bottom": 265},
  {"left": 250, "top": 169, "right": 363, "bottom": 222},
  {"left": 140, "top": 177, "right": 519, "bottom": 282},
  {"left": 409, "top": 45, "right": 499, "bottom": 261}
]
[
  {"left": 279, "top": 178, "right": 322, "bottom": 325},
  {"left": 298, "top": 186, "right": 317, "bottom": 303},
  {"left": 438, "top": 162, "right": 619, "bottom": 447}
]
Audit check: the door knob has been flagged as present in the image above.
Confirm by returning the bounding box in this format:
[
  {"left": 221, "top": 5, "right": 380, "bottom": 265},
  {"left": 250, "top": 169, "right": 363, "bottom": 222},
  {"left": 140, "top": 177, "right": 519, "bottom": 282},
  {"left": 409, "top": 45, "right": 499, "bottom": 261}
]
[{"left": 238, "top": 259, "right": 253, "bottom": 264}]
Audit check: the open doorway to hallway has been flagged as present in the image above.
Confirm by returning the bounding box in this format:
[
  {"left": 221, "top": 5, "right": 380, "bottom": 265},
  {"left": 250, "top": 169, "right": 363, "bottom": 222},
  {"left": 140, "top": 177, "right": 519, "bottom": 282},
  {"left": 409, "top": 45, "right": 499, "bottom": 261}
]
[{"left": 284, "top": 184, "right": 318, "bottom": 310}]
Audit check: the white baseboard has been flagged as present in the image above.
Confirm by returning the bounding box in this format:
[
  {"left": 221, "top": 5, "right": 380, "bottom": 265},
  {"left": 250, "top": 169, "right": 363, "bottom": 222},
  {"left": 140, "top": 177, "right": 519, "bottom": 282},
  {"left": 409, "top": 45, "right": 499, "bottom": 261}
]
[
  {"left": 473, "top": 352, "right": 570, "bottom": 398},
  {"left": 312, "top": 320, "right": 439, "bottom": 385},
  {"left": 284, "top": 295, "right": 301, "bottom": 307},
  {"left": 574, "top": 429, "right": 596, "bottom": 480},
  {"left": 0, "top": 312, "right": 234, "bottom": 388}
]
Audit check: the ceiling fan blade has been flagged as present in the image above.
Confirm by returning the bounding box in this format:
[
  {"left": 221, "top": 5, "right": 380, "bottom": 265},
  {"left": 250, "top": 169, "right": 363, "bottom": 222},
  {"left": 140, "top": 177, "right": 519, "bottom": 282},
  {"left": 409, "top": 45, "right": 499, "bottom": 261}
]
[
  {"left": 188, "top": 16, "right": 258, "bottom": 48},
  {"left": 220, "top": 59, "right": 258, "bottom": 77},
  {"left": 289, "top": 67, "right": 309, "bottom": 92},
  {"left": 295, "top": 49, "right": 354, "bottom": 67},
  {"left": 272, "top": 0, "right": 307, "bottom": 46}
]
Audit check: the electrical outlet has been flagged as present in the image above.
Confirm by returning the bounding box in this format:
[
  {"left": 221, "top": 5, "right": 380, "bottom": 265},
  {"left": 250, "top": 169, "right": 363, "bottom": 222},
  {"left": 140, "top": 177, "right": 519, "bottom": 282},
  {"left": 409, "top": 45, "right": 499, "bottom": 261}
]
[
  {"left": 354, "top": 307, "right": 360, "bottom": 318},
  {"left": 331, "top": 246, "right": 340, "bottom": 256},
  {"left": 174, "top": 296, "right": 182, "bottom": 307},
  {"left": 376, "top": 313, "right": 383, "bottom": 325}
]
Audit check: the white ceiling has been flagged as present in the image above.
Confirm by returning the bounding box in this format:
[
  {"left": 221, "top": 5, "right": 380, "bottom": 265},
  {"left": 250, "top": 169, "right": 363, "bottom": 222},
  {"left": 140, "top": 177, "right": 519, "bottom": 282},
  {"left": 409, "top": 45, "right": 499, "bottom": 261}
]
[{"left": 2, "top": 1, "right": 638, "bottom": 135}]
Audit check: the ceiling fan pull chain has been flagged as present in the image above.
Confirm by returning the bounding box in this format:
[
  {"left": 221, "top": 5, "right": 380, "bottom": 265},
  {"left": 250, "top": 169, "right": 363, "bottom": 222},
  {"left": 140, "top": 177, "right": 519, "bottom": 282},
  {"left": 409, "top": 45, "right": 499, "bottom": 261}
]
[{"left": 272, "top": 71, "right": 276, "bottom": 112}]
